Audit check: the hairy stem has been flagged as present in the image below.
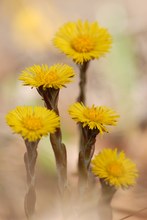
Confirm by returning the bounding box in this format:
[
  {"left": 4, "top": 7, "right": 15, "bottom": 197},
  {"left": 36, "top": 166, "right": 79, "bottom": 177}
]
[
  {"left": 98, "top": 180, "right": 116, "bottom": 220},
  {"left": 24, "top": 140, "right": 39, "bottom": 220},
  {"left": 38, "top": 87, "right": 68, "bottom": 195},
  {"left": 77, "top": 62, "right": 89, "bottom": 104},
  {"left": 77, "top": 62, "right": 95, "bottom": 191},
  {"left": 50, "top": 129, "right": 68, "bottom": 194},
  {"left": 77, "top": 62, "right": 89, "bottom": 153},
  {"left": 78, "top": 126, "right": 99, "bottom": 192}
]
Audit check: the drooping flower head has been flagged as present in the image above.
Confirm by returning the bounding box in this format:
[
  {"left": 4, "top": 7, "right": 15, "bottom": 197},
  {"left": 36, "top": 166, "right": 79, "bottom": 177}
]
[
  {"left": 19, "top": 64, "right": 75, "bottom": 89},
  {"left": 92, "top": 148, "right": 138, "bottom": 188},
  {"left": 53, "top": 20, "right": 112, "bottom": 64},
  {"left": 68, "top": 102, "right": 119, "bottom": 134},
  {"left": 6, "top": 106, "right": 60, "bottom": 142}
]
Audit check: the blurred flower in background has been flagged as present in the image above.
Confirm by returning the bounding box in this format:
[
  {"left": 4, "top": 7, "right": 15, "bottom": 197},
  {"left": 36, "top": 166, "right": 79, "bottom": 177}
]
[
  {"left": 12, "top": 6, "right": 52, "bottom": 51},
  {"left": 2, "top": 0, "right": 63, "bottom": 52}
]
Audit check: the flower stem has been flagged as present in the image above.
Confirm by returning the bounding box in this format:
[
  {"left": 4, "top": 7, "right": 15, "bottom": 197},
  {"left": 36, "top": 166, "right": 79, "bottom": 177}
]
[
  {"left": 38, "top": 87, "right": 68, "bottom": 195},
  {"left": 77, "top": 62, "right": 89, "bottom": 104},
  {"left": 24, "top": 140, "right": 39, "bottom": 220},
  {"left": 77, "top": 62, "right": 97, "bottom": 192},
  {"left": 50, "top": 129, "right": 68, "bottom": 194},
  {"left": 98, "top": 180, "right": 116, "bottom": 220},
  {"left": 78, "top": 126, "right": 99, "bottom": 192}
]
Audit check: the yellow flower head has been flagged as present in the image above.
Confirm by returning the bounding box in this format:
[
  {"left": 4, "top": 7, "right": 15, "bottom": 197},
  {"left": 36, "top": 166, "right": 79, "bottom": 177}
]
[
  {"left": 19, "top": 64, "right": 75, "bottom": 89},
  {"left": 68, "top": 102, "right": 119, "bottom": 134},
  {"left": 6, "top": 106, "right": 60, "bottom": 142},
  {"left": 92, "top": 148, "right": 138, "bottom": 188},
  {"left": 53, "top": 20, "right": 112, "bottom": 64}
]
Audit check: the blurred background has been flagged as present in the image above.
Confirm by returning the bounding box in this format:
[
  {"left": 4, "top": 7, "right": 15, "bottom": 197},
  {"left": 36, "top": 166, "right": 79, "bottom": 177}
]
[{"left": 1, "top": 0, "right": 147, "bottom": 219}]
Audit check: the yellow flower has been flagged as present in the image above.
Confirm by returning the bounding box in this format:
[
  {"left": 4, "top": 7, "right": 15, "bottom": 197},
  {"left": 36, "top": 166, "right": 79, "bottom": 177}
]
[
  {"left": 53, "top": 20, "right": 112, "bottom": 64},
  {"left": 68, "top": 102, "right": 119, "bottom": 134},
  {"left": 19, "top": 64, "right": 75, "bottom": 89},
  {"left": 92, "top": 148, "right": 138, "bottom": 188},
  {"left": 12, "top": 6, "right": 52, "bottom": 50},
  {"left": 6, "top": 106, "right": 60, "bottom": 142}
]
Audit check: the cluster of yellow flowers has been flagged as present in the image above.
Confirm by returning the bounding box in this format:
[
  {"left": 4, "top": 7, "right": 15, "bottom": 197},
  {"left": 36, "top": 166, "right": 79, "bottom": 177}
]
[{"left": 6, "top": 20, "right": 138, "bottom": 189}]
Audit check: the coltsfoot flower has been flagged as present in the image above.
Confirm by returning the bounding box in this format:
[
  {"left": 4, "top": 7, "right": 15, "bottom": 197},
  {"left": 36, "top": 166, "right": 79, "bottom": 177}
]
[
  {"left": 68, "top": 102, "right": 119, "bottom": 134},
  {"left": 6, "top": 106, "right": 60, "bottom": 141},
  {"left": 53, "top": 20, "right": 112, "bottom": 64},
  {"left": 19, "top": 64, "right": 75, "bottom": 89},
  {"left": 92, "top": 148, "right": 138, "bottom": 188}
]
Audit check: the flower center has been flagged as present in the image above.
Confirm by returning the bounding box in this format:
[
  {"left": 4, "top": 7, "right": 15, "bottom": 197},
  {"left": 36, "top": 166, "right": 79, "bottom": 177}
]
[
  {"left": 44, "top": 71, "right": 58, "bottom": 83},
  {"left": 107, "top": 162, "right": 124, "bottom": 177},
  {"left": 23, "top": 117, "right": 42, "bottom": 131},
  {"left": 84, "top": 107, "right": 102, "bottom": 122},
  {"left": 71, "top": 35, "right": 95, "bottom": 53}
]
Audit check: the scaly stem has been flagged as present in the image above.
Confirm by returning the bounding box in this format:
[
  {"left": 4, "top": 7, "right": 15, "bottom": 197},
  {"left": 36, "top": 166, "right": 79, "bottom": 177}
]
[
  {"left": 78, "top": 126, "right": 99, "bottom": 192},
  {"left": 24, "top": 140, "right": 39, "bottom": 220},
  {"left": 50, "top": 131, "right": 68, "bottom": 194},
  {"left": 38, "top": 87, "right": 68, "bottom": 195},
  {"left": 77, "top": 62, "right": 89, "bottom": 152},
  {"left": 98, "top": 180, "right": 116, "bottom": 220},
  {"left": 77, "top": 62, "right": 94, "bottom": 191},
  {"left": 77, "top": 62, "right": 89, "bottom": 104}
]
